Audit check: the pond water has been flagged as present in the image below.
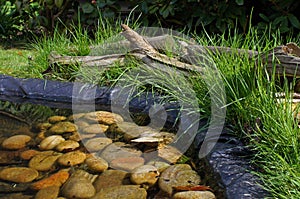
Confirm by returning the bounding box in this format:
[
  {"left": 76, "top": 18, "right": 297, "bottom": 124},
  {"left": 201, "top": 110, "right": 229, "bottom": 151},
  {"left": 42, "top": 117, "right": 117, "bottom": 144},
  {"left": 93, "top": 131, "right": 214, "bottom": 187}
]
[{"left": 0, "top": 110, "right": 217, "bottom": 199}]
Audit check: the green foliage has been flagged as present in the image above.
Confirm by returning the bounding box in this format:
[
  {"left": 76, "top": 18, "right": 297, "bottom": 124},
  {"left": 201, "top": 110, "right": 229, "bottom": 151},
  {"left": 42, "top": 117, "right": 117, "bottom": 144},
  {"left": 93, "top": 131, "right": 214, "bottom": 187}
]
[
  {"left": 256, "top": 0, "right": 300, "bottom": 33},
  {"left": 0, "top": 1, "right": 22, "bottom": 39},
  {"left": 2, "top": 0, "right": 300, "bottom": 40}
]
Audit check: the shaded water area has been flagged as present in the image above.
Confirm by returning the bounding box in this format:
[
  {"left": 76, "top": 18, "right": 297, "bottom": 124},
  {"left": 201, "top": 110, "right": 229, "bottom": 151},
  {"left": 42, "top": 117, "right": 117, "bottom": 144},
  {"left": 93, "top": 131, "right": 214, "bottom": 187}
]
[
  {"left": 0, "top": 108, "right": 217, "bottom": 199},
  {"left": 0, "top": 74, "right": 268, "bottom": 198}
]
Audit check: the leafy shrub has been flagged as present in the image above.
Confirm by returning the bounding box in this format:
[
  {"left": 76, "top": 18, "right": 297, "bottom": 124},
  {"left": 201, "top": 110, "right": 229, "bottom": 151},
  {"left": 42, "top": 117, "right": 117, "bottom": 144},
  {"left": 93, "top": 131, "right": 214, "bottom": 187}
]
[
  {"left": 255, "top": 0, "right": 300, "bottom": 33},
  {"left": 2, "top": 0, "right": 300, "bottom": 41},
  {"left": 0, "top": 1, "right": 22, "bottom": 39}
]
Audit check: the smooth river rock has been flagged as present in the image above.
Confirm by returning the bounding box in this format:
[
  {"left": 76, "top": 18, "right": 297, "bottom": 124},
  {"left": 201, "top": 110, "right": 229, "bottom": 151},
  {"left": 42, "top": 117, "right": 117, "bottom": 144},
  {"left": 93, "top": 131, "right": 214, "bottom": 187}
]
[
  {"left": 35, "top": 185, "right": 60, "bottom": 199},
  {"left": 100, "top": 142, "right": 142, "bottom": 163},
  {"left": 55, "top": 140, "right": 79, "bottom": 152},
  {"left": 0, "top": 167, "right": 39, "bottom": 183},
  {"left": 90, "top": 185, "right": 147, "bottom": 199},
  {"left": 93, "top": 170, "right": 131, "bottom": 192},
  {"left": 48, "top": 121, "right": 77, "bottom": 134},
  {"left": 85, "top": 155, "right": 108, "bottom": 173},
  {"left": 61, "top": 170, "right": 96, "bottom": 199},
  {"left": 2, "top": 135, "right": 32, "bottom": 150},
  {"left": 158, "top": 164, "right": 201, "bottom": 196},
  {"left": 110, "top": 156, "right": 145, "bottom": 171},
  {"left": 57, "top": 150, "right": 86, "bottom": 166},
  {"left": 48, "top": 115, "right": 67, "bottom": 124},
  {"left": 82, "top": 124, "right": 109, "bottom": 134},
  {"left": 130, "top": 165, "right": 159, "bottom": 187},
  {"left": 39, "top": 135, "right": 65, "bottom": 150},
  {"left": 84, "top": 111, "right": 123, "bottom": 125},
  {"left": 29, "top": 151, "right": 62, "bottom": 171},
  {"left": 84, "top": 137, "right": 112, "bottom": 152},
  {"left": 31, "top": 169, "right": 70, "bottom": 190},
  {"left": 172, "top": 191, "right": 216, "bottom": 199}
]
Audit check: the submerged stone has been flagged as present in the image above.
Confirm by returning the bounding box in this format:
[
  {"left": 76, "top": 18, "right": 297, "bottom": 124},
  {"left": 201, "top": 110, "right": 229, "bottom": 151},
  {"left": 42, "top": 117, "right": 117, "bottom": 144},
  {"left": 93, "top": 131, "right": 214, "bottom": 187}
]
[
  {"left": 0, "top": 167, "right": 39, "bottom": 183},
  {"left": 2, "top": 135, "right": 32, "bottom": 150},
  {"left": 158, "top": 164, "right": 201, "bottom": 196},
  {"left": 90, "top": 185, "right": 147, "bottom": 199}
]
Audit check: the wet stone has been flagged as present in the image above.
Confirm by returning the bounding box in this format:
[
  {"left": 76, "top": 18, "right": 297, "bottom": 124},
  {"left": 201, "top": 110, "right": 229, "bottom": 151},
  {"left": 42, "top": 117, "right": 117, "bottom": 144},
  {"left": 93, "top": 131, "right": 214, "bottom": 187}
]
[
  {"left": 35, "top": 186, "right": 60, "bottom": 199},
  {"left": 158, "top": 145, "right": 182, "bottom": 164},
  {"left": 100, "top": 142, "right": 142, "bottom": 163},
  {"left": 20, "top": 149, "right": 40, "bottom": 160},
  {"left": 110, "top": 156, "right": 145, "bottom": 172},
  {"left": 61, "top": 170, "right": 96, "bottom": 199},
  {"left": 130, "top": 165, "right": 159, "bottom": 187},
  {"left": 93, "top": 170, "right": 131, "bottom": 191},
  {"left": 90, "top": 185, "right": 147, "bottom": 199},
  {"left": 48, "top": 115, "right": 67, "bottom": 124},
  {"left": 48, "top": 121, "right": 77, "bottom": 134},
  {"left": 82, "top": 124, "right": 109, "bottom": 134},
  {"left": 158, "top": 164, "right": 201, "bottom": 196},
  {"left": 85, "top": 155, "right": 108, "bottom": 173},
  {"left": 84, "top": 111, "right": 124, "bottom": 125},
  {"left": 68, "top": 113, "right": 86, "bottom": 121},
  {"left": 84, "top": 137, "right": 112, "bottom": 152},
  {"left": 29, "top": 151, "right": 62, "bottom": 171},
  {"left": 172, "top": 191, "right": 216, "bottom": 199},
  {"left": 2, "top": 135, "right": 32, "bottom": 150},
  {"left": 0, "top": 167, "right": 39, "bottom": 183},
  {"left": 73, "top": 120, "right": 90, "bottom": 129},
  {"left": 110, "top": 122, "right": 156, "bottom": 141},
  {"left": 39, "top": 135, "right": 65, "bottom": 150},
  {"left": 55, "top": 140, "right": 79, "bottom": 152},
  {"left": 35, "top": 122, "right": 52, "bottom": 131},
  {"left": 146, "top": 161, "right": 170, "bottom": 173},
  {"left": 31, "top": 169, "right": 70, "bottom": 190},
  {"left": 57, "top": 150, "right": 86, "bottom": 166}
]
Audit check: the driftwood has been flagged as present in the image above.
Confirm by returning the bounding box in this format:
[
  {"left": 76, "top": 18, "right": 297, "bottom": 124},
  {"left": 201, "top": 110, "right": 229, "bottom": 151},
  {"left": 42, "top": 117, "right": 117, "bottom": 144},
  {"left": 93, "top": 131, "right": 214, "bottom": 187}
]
[{"left": 46, "top": 24, "right": 300, "bottom": 78}]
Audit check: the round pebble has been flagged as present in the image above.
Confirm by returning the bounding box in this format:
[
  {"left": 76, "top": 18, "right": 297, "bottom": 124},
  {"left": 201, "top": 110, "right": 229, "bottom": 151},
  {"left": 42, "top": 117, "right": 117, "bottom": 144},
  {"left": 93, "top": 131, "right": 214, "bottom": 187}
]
[
  {"left": 159, "top": 164, "right": 201, "bottom": 196},
  {"left": 130, "top": 165, "right": 159, "bottom": 187},
  {"left": 84, "top": 111, "right": 123, "bottom": 125},
  {"left": 57, "top": 150, "right": 86, "bottom": 166},
  {"left": 48, "top": 115, "right": 67, "bottom": 123},
  {"left": 84, "top": 137, "right": 112, "bottom": 152},
  {"left": 85, "top": 155, "right": 108, "bottom": 173},
  {"left": 35, "top": 186, "right": 60, "bottom": 199},
  {"left": 82, "top": 124, "right": 109, "bottom": 134},
  {"left": 35, "top": 123, "right": 52, "bottom": 131},
  {"left": 39, "top": 135, "right": 65, "bottom": 150},
  {"left": 2, "top": 135, "right": 32, "bottom": 150},
  {"left": 91, "top": 185, "right": 147, "bottom": 199},
  {"left": 31, "top": 169, "right": 70, "bottom": 190},
  {"left": 158, "top": 145, "right": 182, "bottom": 163},
  {"left": 20, "top": 149, "right": 41, "bottom": 160},
  {"left": 48, "top": 121, "right": 77, "bottom": 134},
  {"left": 147, "top": 161, "right": 170, "bottom": 172},
  {"left": 173, "top": 191, "right": 216, "bottom": 199},
  {"left": 29, "top": 151, "right": 62, "bottom": 171},
  {"left": 93, "top": 170, "right": 131, "bottom": 192},
  {"left": 100, "top": 142, "right": 142, "bottom": 163},
  {"left": 110, "top": 156, "right": 145, "bottom": 171},
  {"left": 61, "top": 173, "right": 96, "bottom": 198},
  {"left": 55, "top": 140, "right": 79, "bottom": 152},
  {"left": 0, "top": 167, "right": 39, "bottom": 183}
]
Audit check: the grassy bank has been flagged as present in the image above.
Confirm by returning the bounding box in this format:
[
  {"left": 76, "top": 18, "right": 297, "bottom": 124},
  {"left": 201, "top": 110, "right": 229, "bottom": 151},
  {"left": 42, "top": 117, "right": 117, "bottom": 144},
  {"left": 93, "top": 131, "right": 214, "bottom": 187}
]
[{"left": 1, "top": 19, "right": 300, "bottom": 198}]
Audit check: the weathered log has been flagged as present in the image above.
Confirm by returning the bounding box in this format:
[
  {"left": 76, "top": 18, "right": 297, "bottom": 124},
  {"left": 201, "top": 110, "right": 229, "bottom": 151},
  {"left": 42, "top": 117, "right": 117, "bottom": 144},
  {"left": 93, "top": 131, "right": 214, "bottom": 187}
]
[
  {"left": 120, "top": 24, "right": 204, "bottom": 73},
  {"left": 46, "top": 24, "right": 300, "bottom": 78}
]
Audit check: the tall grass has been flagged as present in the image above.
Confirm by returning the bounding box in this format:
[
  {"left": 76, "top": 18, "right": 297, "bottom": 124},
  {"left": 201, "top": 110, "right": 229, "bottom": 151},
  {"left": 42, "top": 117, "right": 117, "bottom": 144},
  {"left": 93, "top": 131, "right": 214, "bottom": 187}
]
[{"left": 9, "top": 14, "right": 300, "bottom": 197}]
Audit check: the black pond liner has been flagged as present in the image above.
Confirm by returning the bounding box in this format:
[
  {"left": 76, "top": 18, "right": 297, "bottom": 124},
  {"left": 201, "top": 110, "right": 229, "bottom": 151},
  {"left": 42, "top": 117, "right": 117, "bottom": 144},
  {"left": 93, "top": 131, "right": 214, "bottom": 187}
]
[{"left": 0, "top": 74, "right": 269, "bottom": 198}]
